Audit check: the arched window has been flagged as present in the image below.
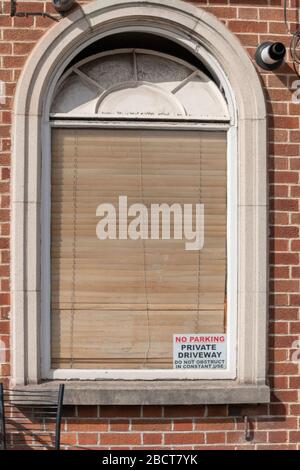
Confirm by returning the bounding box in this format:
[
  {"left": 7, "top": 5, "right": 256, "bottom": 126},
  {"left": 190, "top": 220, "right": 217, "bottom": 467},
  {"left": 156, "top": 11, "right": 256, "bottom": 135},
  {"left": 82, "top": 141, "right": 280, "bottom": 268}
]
[
  {"left": 49, "top": 45, "right": 231, "bottom": 378},
  {"left": 12, "top": 1, "right": 269, "bottom": 404}
]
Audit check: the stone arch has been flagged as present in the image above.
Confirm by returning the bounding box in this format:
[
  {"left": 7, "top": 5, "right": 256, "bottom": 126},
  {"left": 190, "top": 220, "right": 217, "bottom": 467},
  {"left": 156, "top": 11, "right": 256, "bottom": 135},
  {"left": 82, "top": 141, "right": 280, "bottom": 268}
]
[{"left": 11, "top": 0, "right": 267, "bottom": 392}]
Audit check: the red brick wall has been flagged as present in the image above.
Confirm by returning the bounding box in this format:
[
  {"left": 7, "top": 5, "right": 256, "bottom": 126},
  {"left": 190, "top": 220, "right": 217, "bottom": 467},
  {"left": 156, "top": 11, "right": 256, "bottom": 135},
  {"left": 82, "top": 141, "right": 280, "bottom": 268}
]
[{"left": 1, "top": 0, "right": 300, "bottom": 450}]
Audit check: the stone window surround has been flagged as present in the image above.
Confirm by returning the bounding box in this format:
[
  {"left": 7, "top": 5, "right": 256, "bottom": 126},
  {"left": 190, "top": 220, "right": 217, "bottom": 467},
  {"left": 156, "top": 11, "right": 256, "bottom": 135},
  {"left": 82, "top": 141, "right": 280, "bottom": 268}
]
[{"left": 11, "top": 0, "right": 269, "bottom": 404}]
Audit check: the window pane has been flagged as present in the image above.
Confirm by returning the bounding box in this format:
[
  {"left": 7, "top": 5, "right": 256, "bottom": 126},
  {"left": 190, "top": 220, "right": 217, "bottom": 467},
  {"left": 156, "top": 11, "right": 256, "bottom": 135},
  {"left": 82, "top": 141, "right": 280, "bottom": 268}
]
[{"left": 51, "top": 129, "right": 227, "bottom": 369}]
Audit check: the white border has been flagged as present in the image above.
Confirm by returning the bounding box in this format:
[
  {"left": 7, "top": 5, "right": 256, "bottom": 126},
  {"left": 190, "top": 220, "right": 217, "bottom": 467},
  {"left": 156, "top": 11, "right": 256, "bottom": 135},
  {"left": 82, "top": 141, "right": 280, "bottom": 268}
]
[
  {"left": 41, "top": 25, "right": 237, "bottom": 381},
  {"left": 42, "top": 120, "right": 236, "bottom": 381}
]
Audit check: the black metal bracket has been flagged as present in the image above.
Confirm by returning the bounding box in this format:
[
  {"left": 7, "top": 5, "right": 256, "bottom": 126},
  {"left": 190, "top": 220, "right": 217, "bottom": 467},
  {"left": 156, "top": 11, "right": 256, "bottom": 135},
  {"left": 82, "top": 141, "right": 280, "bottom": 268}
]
[
  {"left": 55, "top": 384, "right": 65, "bottom": 450},
  {"left": 0, "top": 382, "right": 65, "bottom": 450},
  {"left": 10, "top": 0, "right": 60, "bottom": 22},
  {"left": 0, "top": 383, "right": 7, "bottom": 450},
  {"left": 243, "top": 415, "right": 252, "bottom": 442}
]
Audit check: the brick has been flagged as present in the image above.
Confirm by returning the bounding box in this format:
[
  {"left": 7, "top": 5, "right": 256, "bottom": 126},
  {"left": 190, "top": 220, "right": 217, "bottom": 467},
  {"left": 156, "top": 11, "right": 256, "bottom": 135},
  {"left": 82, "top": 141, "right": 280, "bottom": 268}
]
[
  {"left": 228, "top": 20, "right": 268, "bottom": 33},
  {"left": 260, "top": 8, "right": 293, "bottom": 21},
  {"left": 273, "top": 199, "right": 298, "bottom": 211},
  {"left": 269, "top": 22, "right": 290, "bottom": 34},
  {"left": 206, "top": 406, "right": 228, "bottom": 417},
  {"left": 62, "top": 406, "right": 76, "bottom": 418},
  {"left": 270, "top": 266, "right": 289, "bottom": 279},
  {"left": 289, "top": 376, "right": 300, "bottom": 388},
  {"left": 269, "top": 293, "right": 288, "bottom": 306},
  {"left": 289, "top": 431, "right": 300, "bottom": 443},
  {"left": 269, "top": 376, "right": 288, "bottom": 390},
  {"left": 269, "top": 239, "right": 289, "bottom": 251},
  {"left": 271, "top": 280, "right": 299, "bottom": 293},
  {"left": 206, "top": 7, "right": 237, "bottom": 20},
  {"left": 256, "top": 445, "right": 297, "bottom": 450},
  {"left": 131, "top": 419, "right": 171, "bottom": 432},
  {"left": 143, "top": 433, "right": 162, "bottom": 445},
  {"left": 173, "top": 420, "right": 193, "bottom": 431},
  {"left": 164, "top": 406, "right": 205, "bottom": 418},
  {"left": 269, "top": 348, "right": 288, "bottom": 362},
  {"left": 269, "top": 157, "right": 288, "bottom": 170},
  {"left": 238, "top": 8, "right": 258, "bottom": 20},
  {"left": 290, "top": 294, "right": 300, "bottom": 306},
  {"left": 289, "top": 404, "right": 300, "bottom": 415},
  {"left": 269, "top": 212, "right": 289, "bottom": 225},
  {"left": 269, "top": 362, "right": 299, "bottom": 376},
  {"left": 269, "top": 185, "right": 289, "bottom": 198},
  {"left": 0, "top": 16, "right": 12, "bottom": 27},
  {"left": 292, "top": 267, "right": 300, "bottom": 278},
  {"left": 289, "top": 102, "right": 300, "bottom": 115},
  {"left": 3, "top": 29, "right": 44, "bottom": 42},
  {"left": 290, "top": 159, "right": 300, "bottom": 170},
  {"left": 270, "top": 171, "right": 298, "bottom": 184},
  {"left": 13, "top": 42, "right": 35, "bottom": 55},
  {"left": 269, "top": 404, "right": 288, "bottom": 416},
  {"left": 164, "top": 432, "right": 205, "bottom": 445},
  {"left": 110, "top": 420, "right": 130, "bottom": 432},
  {"left": 13, "top": 2, "right": 46, "bottom": 13},
  {"left": 78, "top": 433, "right": 99, "bottom": 445},
  {"left": 60, "top": 433, "right": 77, "bottom": 446},
  {"left": 237, "top": 34, "right": 259, "bottom": 47},
  {"left": 269, "top": 128, "right": 288, "bottom": 142},
  {"left": 270, "top": 308, "right": 289, "bottom": 324},
  {"left": 268, "top": 431, "right": 288, "bottom": 443},
  {"left": 195, "top": 419, "right": 235, "bottom": 431},
  {"left": 0, "top": 43, "right": 12, "bottom": 54},
  {"left": 142, "top": 406, "right": 163, "bottom": 418},
  {"left": 271, "top": 116, "right": 299, "bottom": 129},
  {"left": 228, "top": 404, "right": 268, "bottom": 417},
  {"left": 66, "top": 420, "right": 108, "bottom": 432},
  {"left": 270, "top": 252, "right": 299, "bottom": 264},
  {"left": 100, "top": 406, "right": 141, "bottom": 418},
  {"left": 270, "top": 335, "right": 299, "bottom": 349},
  {"left": 271, "top": 391, "right": 298, "bottom": 403},
  {"left": 291, "top": 240, "right": 300, "bottom": 251},
  {"left": 206, "top": 432, "right": 226, "bottom": 444},
  {"left": 0, "top": 293, "right": 10, "bottom": 304},
  {"left": 226, "top": 431, "right": 244, "bottom": 444},
  {"left": 291, "top": 186, "right": 300, "bottom": 198},
  {"left": 3, "top": 56, "right": 27, "bottom": 69},
  {"left": 268, "top": 89, "right": 293, "bottom": 102},
  {"left": 101, "top": 433, "right": 141, "bottom": 446},
  {"left": 77, "top": 406, "right": 98, "bottom": 418},
  {"left": 269, "top": 321, "right": 288, "bottom": 335},
  {"left": 290, "top": 130, "right": 300, "bottom": 142},
  {"left": 257, "top": 417, "right": 297, "bottom": 430}
]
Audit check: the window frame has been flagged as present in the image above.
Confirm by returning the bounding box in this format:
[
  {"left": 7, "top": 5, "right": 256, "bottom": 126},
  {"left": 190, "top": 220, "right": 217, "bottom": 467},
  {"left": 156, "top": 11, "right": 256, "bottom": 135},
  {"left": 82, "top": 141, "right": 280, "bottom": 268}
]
[
  {"left": 11, "top": 0, "right": 269, "bottom": 403},
  {"left": 41, "top": 120, "right": 237, "bottom": 381}
]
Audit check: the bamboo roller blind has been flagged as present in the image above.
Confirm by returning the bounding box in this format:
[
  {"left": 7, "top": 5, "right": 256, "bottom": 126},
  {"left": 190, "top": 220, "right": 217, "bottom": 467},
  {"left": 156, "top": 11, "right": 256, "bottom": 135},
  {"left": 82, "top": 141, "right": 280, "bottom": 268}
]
[{"left": 51, "top": 129, "right": 227, "bottom": 369}]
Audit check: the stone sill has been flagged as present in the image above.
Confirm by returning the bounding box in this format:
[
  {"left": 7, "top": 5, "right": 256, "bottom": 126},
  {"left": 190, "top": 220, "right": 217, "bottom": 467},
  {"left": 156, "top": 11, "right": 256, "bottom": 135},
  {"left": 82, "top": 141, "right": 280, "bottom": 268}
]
[{"left": 18, "top": 381, "right": 270, "bottom": 405}]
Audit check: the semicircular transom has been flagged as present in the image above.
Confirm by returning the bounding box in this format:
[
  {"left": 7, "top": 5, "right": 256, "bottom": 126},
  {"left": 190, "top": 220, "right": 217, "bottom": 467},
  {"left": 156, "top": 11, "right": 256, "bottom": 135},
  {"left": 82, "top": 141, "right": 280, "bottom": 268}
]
[{"left": 51, "top": 49, "right": 230, "bottom": 121}]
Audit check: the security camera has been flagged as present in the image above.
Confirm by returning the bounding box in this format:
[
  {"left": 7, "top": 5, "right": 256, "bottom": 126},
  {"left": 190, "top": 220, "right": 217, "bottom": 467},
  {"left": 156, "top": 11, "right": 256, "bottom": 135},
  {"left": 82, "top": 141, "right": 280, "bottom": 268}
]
[
  {"left": 52, "top": 0, "right": 75, "bottom": 12},
  {"left": 255, "top": 42, "right": 286, "bottom": 71}
]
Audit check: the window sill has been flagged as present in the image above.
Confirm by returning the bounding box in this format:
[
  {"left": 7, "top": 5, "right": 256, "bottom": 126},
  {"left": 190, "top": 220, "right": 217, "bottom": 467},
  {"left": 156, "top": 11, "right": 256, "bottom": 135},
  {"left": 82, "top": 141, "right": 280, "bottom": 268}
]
[{"left": 19, "top": 381, "right": 270, "bottom": 405}]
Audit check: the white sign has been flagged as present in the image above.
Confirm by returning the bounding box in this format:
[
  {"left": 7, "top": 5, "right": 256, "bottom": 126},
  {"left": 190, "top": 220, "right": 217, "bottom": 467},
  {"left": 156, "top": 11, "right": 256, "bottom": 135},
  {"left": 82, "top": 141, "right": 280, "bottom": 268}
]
[{"left": 173, "top": 334, "right": 227, "bottom": 369}]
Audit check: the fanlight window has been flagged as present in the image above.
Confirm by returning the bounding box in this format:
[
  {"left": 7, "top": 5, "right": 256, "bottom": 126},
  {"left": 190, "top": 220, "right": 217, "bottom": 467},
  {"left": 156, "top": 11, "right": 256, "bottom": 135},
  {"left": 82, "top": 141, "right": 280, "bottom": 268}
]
[{"left": 51, "top": 49, "right": 229, "bottom": 121}]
